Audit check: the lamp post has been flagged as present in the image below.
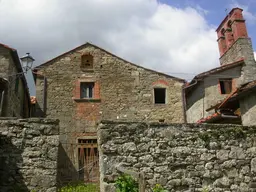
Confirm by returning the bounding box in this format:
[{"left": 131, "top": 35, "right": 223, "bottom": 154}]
[{"left": 20, "top": 53, "right": 35, "bottom": 73}]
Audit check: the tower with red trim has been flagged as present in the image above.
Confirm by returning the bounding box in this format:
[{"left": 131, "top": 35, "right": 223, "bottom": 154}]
[{"left": 216, "top": 8, "right": 256, "bottom": 85}]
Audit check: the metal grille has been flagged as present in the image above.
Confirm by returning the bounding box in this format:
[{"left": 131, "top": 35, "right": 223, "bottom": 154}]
[{"left": 77, "top": 139, "right": 99, "bottom": 182}]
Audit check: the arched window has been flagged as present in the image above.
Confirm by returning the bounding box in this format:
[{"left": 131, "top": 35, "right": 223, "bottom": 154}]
[{"left": 81, "top": 54, "right": 93, "bottom": 69}]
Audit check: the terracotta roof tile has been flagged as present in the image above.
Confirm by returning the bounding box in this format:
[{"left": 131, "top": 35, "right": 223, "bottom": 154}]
[
  {"left": 0, "top": 43, "right": 16, "bottom": 51},
  {"left": 197, "top": 112, "right": 221, "bottom": 123},
  {"left": 195, "top": 58, "right": 244, "bottom": 79},
  {"left": 206, "top": 80, "right": 256, "bottom": 111}
]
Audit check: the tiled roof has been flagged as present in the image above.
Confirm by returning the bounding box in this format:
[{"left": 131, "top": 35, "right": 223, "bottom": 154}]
[
  {"left": 206, "top": 80, "right": 256, "bottom": 111},
  {"left": 197, "top": 112, "right": 221, "bottom": 123},
  {"left": 194, "top": 58, "right": 244, "bottom": 80}
]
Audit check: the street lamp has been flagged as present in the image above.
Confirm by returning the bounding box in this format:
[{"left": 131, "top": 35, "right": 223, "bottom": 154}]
[{"left": 20, "top": 53, "right": 35, "bottom": 73}]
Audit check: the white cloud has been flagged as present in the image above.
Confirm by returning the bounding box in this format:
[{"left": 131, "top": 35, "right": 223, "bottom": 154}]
[
  {"left": 0, "top": 0, "right": 219, "bottom": 88},
  {"left": 229, "top": 1, "right": 256, "bottom": 23}
]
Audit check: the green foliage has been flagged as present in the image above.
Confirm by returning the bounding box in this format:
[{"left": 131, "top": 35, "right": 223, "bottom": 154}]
[
  {"left": 115, "top": 174, "right": 139, "bottom": 192},
  {"left": 202, "top": 186, "right": 209, "bottom": 192},
  {"left": 58, "top": 183, "right": 99, "bottom": 192},
  {"left": 152, "top": 184, "right": 167, "bottom": 192}
]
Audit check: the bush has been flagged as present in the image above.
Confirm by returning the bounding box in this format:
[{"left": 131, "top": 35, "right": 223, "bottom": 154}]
[
  {"left": 115, "top": 174, "right": 139, "bottom": 192},
  {"left": 152, "top": 184, "right": 167, "bottom": 192}
]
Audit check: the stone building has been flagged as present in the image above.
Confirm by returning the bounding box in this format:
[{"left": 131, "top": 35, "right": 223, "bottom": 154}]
[
  {"left": 33, "top": 43, "right": 185, "bottom": 184},
  {"left": 185, "top": 8, "right": 256, "bottom": 125},
  {"left": 0, "top": 43, "right": 30, "bottom": 118}
]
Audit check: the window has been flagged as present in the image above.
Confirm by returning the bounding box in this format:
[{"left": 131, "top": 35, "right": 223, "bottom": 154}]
[
  {"left": 81, "top": 54, "right": 93, "bottom": 69},
  {"left": 154, "top": 88, "right": 166, "bottom": 104},
  {"left": 80, "top": 82, "right": 94, "bottom": 98},
  {"left": 219, "top": 79, "right": 232, "bottom": 94}
]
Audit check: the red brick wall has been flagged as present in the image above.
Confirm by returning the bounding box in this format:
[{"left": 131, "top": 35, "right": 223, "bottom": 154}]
[
  {"left": 216, "top": 8, "right": 248, "bottom": 58},
  {"left": 73, "top": 79, "right": 101, "bottom": 121}
]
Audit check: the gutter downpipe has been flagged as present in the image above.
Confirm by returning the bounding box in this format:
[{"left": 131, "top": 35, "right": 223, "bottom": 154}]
[
  {"left": 43, "top": 77, "right": 47, "bottom": 117},
  {"left": 182, "top": 79, "right": 198, "bottom": 123}
]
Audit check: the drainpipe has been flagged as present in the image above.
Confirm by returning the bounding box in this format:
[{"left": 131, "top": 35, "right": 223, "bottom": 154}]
[
  {"left": 0, "top": 90, "right": 5, "bottom": 116},
  {"left": 182, "top": 79, "right": 198, "bottom": 123},
  {"left": 43, "top": 77, "right": 47, "bottom": 117}
]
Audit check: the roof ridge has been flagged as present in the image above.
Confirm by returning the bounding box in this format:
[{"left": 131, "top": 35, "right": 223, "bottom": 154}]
[{"left": 35, "top": 42, "right": 185, "bottom": 82}]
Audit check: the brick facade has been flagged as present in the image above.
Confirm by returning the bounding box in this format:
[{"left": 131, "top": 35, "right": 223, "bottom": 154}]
[{"left": 216, "top": 8, "right": 248, "bottom": 58}]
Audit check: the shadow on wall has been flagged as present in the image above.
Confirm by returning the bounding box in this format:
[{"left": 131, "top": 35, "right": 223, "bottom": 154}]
[
  {"left": 57, "top": 143, "right": 79, "bottom": 187},
  {"left": 0, "top": 134, "right": 28, "bottom": 192}
]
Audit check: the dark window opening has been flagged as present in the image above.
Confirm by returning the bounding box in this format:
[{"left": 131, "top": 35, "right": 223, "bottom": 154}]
[
  {"left": 154, "top": 88, "right": 166, "bottom": 104},
  {"left": 81, "top": 54, "right": 93, "bottom": 69},
  {"left": 80, "top": 82, "right": 94, "bottom": 98},
  {"left": 219, "top": 79, "right": 232, "bottom": 94}
]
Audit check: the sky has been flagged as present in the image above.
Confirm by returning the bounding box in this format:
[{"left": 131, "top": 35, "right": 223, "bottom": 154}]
[{"left": 0, "top": 0, "right": 256, "bottom": 95}]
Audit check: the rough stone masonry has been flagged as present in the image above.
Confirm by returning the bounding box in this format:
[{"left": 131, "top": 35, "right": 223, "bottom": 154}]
[
  {"left": 98, "top": 121, "right": 256, "bottom": 192},
  {"left": 0, "top": 118, "right": 59, "bottom": 192}
]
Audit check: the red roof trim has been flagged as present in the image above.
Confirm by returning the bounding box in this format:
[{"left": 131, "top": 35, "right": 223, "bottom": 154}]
[
  {"left": 206, "top": 80, "right": 256, "bottom": 111},
  {"left": 0, "top": 43, "right": 16, "bottom": 51},
  {"left": 197, "top": 112, "right": 221, "bottom": 124},
  {"left": 195, "top": 58, "right": 244, "bottom": 79}
]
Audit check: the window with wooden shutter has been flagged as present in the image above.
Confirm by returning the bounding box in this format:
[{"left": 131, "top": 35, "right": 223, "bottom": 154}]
[{"left": 219, "top": 79, "right": 232, "bottom": 94}]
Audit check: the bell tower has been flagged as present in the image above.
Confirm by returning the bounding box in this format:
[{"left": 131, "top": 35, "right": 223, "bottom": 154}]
[{"left": 216, "top": 8, "right": 256, "bottom": 85}]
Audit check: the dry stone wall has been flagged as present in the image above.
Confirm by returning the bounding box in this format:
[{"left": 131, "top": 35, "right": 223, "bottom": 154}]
[
  {"left": 98, "top": 121, "right": 256, "bottom": 192},
  {"left": 0, "top": 118, "right": 59, "bottom": 192}
]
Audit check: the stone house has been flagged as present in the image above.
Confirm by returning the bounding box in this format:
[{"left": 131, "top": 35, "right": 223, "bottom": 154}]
[
  {"left": 33, "top": 43, "right": 185, "bottom": 184},
  {"left": 185, "top": 8, "right": 256, "bottom": 125},
  {"left": 0, "top": 43, "right": 30, "bottom": 118}
]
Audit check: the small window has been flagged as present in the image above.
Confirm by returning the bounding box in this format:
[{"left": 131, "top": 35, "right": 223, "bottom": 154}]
[
  {"left": 81, "top": 54, "right": 93, "bottom": 69},
  {"left": 154, "top": 88, "right": 166, "bottom": 104},
  {"left": 219, "top": 79, "right": 232, "bottom": 94},
  {"left": 80, "top": 82, "right": 94, "bottom": 98}
]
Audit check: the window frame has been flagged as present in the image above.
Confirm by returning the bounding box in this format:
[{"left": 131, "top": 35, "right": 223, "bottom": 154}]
[
  {"left": 80, "top": 82, "right": 94, "bottom": 99},
  {"left": 153, "top": 87, "right": 167, "bottom": 104},
  {"left": 219, "top": 78, "right": 233, "bottom": 94}
]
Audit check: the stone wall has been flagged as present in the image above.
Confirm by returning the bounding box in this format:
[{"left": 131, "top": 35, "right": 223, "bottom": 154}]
[
  {"left": 240, "top": 94, "right": 256, "bottom": 126},
  {"left": 98, "top": 121, "right": 256, "bottom": 192},
  {"left": 0, "top": 46, "right": 30, "bottom": 118},
  {"left": 0, "top": 118, "right": 59, "bottom": 192},
  {"left": 35, "top": 43, "right": 184, "bottom": 183},
  {"left": 219, "top": 38, "right": 256, "bottom": 86}
]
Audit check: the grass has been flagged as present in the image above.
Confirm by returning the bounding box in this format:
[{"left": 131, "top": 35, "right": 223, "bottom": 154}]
[{"left": 58, "top": 183, "right": 100, "bottom": 192}]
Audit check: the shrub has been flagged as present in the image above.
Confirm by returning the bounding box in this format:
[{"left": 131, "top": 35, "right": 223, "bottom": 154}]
[
  {"left": 115, "top": 174, "right": 139, "bottom": 192},
  {"left": 152, "top": 184, "right": 167, "bottom": 192}
]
